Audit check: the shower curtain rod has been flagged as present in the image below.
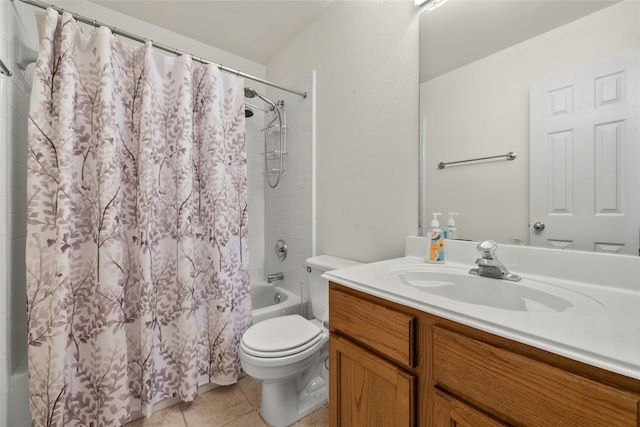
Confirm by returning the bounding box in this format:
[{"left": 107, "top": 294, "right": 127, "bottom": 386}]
[{"left": 16, "top": 0, "right": 307, "bottom": 98}]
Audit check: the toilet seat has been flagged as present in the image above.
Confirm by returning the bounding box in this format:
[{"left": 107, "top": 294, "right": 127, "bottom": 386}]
[{"left": 241, "top": 315, "right": 324, "bottom": 358}]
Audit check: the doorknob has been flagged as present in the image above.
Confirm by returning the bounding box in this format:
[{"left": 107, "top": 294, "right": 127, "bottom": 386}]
[{"left": 533, "top": 221, "right": 545, "bottom": 231}]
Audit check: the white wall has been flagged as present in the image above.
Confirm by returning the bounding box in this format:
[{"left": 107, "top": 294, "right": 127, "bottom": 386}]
[
  {"left": 268, "top": 0, "right": 420, "bottom": 263},
  {"left": 421, "top": 1, "right": 640, "bottom": 245}
]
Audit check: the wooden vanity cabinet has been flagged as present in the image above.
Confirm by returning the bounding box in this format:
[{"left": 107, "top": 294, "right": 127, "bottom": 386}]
[
  {"left": 329, "top": 285, "right": 417, "bottom": 426},
  {"left": 329, "top": 282, "right": 640, "bottom": 427}
]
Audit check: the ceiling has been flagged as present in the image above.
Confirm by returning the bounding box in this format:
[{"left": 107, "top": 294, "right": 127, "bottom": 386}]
[
  {"left": 420, "top": 0, "right": 621, "bottom": 82},
  {"left": 90, "top": 0, "right": 333, "bottom": 65},
  {"left": 87, "top": 0, "right": 621, "bottom": 79}
]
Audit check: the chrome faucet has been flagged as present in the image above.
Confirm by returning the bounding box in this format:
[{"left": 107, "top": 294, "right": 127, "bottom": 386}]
[
  {"left": 267, "top": 272, "right": 284, "bottom": 283},
  {"left": 469, "top": 240, "right": 521, "bottom": 282}
]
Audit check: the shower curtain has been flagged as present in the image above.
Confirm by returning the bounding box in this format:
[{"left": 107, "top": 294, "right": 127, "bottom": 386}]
[{"left": 25, "top": 9, "right": 250, "bottom": 426}]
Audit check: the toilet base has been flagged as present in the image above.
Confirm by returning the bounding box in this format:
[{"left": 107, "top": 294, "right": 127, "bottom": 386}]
[
  {"left": 261, "top": 373, "right": 328, "bottom": 427},
  {"left": 239, "top": 317, "right": 332, "bottom": 426}
]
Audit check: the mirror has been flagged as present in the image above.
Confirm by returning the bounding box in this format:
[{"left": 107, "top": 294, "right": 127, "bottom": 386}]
[{"left": 419, "top": 0, "right": 640, "bottom": 255}]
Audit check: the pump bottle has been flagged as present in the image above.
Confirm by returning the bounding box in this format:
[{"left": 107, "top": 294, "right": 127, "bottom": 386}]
[
  {"left": 426, "top": 213, "right": 445, "bottom": 263},
  {"left": 445, "top": 213, "right": 459, "bottom": 240}
]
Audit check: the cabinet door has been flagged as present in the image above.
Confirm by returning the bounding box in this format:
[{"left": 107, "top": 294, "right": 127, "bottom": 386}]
[
  {"left": 434, "top": 389, "right": 506, "bottom": 427},
  {"left": 330, "top": 334, "right": 415, "bottom": 427}
]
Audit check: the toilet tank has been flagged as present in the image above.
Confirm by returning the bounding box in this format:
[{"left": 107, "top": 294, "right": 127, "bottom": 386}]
[{"left": 305, "top": 255, "right": 362, "bottom": 320}]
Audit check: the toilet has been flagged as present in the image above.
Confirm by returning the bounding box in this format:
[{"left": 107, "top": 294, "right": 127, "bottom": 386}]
[{"left": 240, "top": 255, "right": 362, "bottom": 427}]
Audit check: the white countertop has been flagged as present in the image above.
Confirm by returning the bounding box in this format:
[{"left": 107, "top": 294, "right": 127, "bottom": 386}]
[{"left": 323, "top": 238, "right": 640, "bottom": 380}]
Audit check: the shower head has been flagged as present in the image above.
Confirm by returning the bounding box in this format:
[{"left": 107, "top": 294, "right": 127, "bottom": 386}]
[
  {"left": 244, "top": 87, "right": 278, "bottom": 110},
  {"left": 245, "top": 106, "right": 254, "bottom": 118}
]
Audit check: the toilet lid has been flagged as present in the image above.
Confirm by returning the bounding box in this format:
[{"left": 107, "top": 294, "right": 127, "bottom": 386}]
[{"left": 242, "top": 315, "right": 323, "bottom": 357}]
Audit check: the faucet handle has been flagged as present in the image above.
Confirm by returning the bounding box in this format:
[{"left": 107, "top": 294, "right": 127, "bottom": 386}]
[{"left": 477, "top": 240, "right": 498, "bottom": 259}]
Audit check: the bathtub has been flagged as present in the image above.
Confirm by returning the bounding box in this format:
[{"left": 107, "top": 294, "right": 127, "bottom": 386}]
[
  {"left": 251, "top": 283, "right": 302, "bottom": 324},
  {"left": 9, "top": 355, "right": 30, "bottom": 426}
]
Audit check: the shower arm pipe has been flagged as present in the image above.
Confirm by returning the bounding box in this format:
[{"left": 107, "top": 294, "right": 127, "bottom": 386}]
[{"left": 16, "top": 0, "right": 307, "bottom": 99}]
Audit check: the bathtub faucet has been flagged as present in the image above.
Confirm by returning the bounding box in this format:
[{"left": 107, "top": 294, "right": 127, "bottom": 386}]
[{"left": 267, "top": 272, "right": 284, "bottom": 283}]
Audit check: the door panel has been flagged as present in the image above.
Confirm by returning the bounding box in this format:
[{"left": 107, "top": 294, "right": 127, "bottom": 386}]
[{"left": 530, "top": 49, "right": 639, "bottom": 255}]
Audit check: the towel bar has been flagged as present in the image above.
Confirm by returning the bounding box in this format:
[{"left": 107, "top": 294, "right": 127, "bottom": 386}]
[{"left": 438, "top": 151, "right": 516, "bottom": 169}]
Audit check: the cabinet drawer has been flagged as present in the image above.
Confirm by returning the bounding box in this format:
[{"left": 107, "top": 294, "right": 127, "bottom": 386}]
[
  {"left": 433, "top": 327, "right": 640, "bottom": 426},
  {"left": 330, "top": 286, "right": 416, "bottom": 367}
]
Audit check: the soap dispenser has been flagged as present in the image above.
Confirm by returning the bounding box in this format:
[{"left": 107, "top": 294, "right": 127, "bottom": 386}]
[
  {"left": 426, "top": 213, "right": 445, "bottom": 264},
  {"left": 445, "top": 213, "right": 459, "bottom": 240}
]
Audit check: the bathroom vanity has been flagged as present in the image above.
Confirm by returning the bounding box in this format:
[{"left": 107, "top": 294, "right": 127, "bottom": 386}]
[{"left": 326, "top": 238, "right": 640, "bottom": 426}]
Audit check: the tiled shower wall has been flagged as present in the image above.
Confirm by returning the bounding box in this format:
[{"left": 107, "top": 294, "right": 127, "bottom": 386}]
[
  {"left": 246, "top": 88, "right": 266, "bottom": 283},
  {"left": 265, "top": 72, "right": 315, "bottom": 316},
  {"left": 0, "top": 0, "right": 38, "bottom": 423}
]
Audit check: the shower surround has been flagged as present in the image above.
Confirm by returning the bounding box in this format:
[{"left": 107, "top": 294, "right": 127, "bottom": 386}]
[
  {"left": 0, "top": 1, "right": 37, "bottom": 425},
  {"left": 262, "top": 73, "right": 315, "bottom": 313},
  {"left": 245, "top": 73, "right": 315, "bottom": 309}
]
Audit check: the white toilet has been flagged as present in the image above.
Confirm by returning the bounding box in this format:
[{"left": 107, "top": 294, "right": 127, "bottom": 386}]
[{"left": 240, "top": 255, "right": 361, "bottom": 427}]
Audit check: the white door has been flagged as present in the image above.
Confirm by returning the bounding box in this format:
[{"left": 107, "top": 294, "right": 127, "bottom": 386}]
[{"left": 530, "top": 50, "right": 640, "bottom": 255}]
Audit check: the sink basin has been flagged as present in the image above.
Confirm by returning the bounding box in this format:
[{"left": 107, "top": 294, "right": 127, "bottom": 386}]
[{"left": 387, "top": 266, "right": 603, "bottom": 313}]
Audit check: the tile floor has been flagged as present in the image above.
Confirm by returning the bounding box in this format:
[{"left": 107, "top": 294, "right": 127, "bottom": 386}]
[{"left": 124, "top": 376, "right": 328, "bottom": 427}]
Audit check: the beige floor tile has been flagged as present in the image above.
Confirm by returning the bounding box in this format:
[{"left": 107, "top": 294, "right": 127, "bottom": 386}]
[
  {"left": 220, "top": 410, "right": 268, "bottom": 427},
  {"left": 291, "top": 405, "right": 329, "bottom": 427},
  {"left": 120, "top": 383, "right": 327, "bottom": 427},
  {"left": 123, "top": 405, "right": 187, "bottom": 427},
  {"left": 237, "top": 376, "right": 262, "bottom": 410},
  {"left": 180, "top": 384, "right": 254, "bottom": 427}
]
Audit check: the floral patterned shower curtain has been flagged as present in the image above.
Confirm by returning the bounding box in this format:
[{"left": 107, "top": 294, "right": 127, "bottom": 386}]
[{"left": 26, "top": 9, "right": 250, "bottom": 426}]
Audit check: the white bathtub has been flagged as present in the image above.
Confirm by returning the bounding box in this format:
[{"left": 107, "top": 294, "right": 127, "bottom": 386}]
[
  {"left": 9, "top": 355, "right": 30, "bottom": 426},
  {"left": 251, "top": 283, "right": 302, "bottom": 324}
]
